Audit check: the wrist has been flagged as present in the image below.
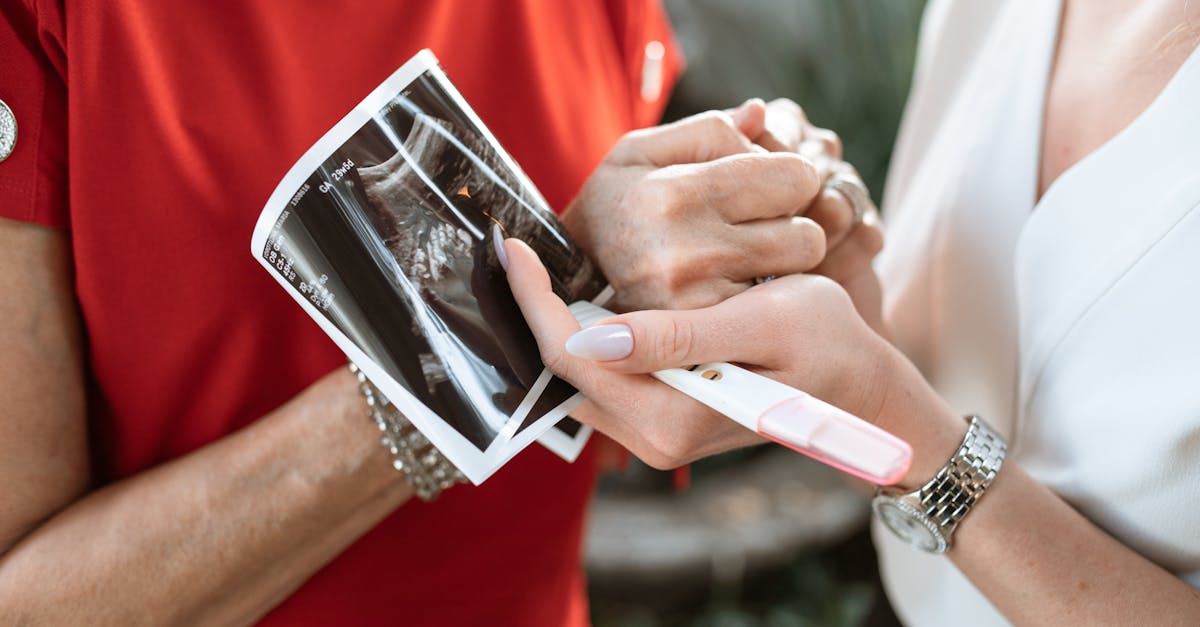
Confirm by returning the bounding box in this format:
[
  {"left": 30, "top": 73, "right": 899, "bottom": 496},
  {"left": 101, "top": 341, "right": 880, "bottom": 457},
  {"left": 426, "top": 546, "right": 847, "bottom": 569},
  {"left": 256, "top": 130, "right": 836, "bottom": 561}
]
[
  {"left": 347, "top": 364, "right": 466, "bottom": 501},
  {"left": 862, "top": 341, "right": 967, "bottom": 490},
  {"left": 329, "top": 368, "right": 412, "bottom": 491},
  {"left": 274, "top": 368, "right": 413, "bottom": 509},
  {"left": 872, "top": 414, "right": 1006, "bottom": 554}
]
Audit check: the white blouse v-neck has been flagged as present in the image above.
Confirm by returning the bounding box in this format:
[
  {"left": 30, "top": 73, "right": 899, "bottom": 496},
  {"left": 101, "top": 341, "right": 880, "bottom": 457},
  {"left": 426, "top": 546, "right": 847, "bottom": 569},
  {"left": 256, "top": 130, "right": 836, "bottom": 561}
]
[{"left": 874, "top": 0, "right": 1200, "bottom": 624}]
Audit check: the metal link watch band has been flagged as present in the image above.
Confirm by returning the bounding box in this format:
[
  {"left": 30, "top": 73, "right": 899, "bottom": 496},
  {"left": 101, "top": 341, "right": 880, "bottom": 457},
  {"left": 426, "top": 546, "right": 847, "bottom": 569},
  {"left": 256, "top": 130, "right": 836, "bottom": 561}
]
[
  {"left": 914, "top": 415, "right": 1007, "bottom": 536},
  {"left": 873, "top": 414, "right": 1007, "bottom": 553}
]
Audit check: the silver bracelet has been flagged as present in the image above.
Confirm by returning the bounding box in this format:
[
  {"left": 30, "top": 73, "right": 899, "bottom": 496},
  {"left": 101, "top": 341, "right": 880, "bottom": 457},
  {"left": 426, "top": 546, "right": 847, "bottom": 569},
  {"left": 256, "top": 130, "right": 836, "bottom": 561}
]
[{"left": 348, "top": 363, "right": 466, "bottom": 501}]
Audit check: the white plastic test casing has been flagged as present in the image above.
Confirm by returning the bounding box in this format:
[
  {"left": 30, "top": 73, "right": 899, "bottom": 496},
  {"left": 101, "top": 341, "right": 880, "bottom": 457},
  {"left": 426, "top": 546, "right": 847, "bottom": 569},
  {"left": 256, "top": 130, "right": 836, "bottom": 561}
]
[{"left": 568, "top": 301, "right": 913, "bottom": 485}]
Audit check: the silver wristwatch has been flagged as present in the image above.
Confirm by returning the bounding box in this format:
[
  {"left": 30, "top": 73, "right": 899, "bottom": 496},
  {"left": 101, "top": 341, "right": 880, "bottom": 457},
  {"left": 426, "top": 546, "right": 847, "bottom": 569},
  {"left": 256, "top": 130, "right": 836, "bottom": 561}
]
[{"left": 872, "top": 415, "right": 1007, "bottom": 553}]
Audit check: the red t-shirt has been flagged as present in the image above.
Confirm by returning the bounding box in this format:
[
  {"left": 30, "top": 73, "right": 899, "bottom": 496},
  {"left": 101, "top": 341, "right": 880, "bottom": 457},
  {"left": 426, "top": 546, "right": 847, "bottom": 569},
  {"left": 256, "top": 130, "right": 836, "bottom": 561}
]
[{"left": 0, "top": 2, "right": 680, "bottom": 624}]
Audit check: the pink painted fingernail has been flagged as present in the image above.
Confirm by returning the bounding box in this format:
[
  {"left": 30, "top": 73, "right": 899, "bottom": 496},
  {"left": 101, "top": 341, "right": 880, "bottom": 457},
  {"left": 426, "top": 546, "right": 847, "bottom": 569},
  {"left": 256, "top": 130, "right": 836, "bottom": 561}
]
[
  {"left": 566, "top": 324, "right": 633, "bottom": 361},
  {"left": 492, "top": 223, "right": 509, "bottom": 271}
]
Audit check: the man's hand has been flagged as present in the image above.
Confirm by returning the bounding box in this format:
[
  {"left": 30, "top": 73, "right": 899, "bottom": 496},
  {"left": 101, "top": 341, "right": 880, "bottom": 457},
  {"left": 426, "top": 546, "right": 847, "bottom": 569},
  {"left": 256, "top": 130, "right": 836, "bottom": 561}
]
[{"left": 563, "top": 109, "right": 825, "bottom": 311}]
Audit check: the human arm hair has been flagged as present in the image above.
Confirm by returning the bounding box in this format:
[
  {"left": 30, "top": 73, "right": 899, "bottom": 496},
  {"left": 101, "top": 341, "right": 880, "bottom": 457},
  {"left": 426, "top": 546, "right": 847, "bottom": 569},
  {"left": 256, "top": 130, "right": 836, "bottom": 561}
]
[{"left": 0, "top": 218, "right": 414, "bottom": 626}]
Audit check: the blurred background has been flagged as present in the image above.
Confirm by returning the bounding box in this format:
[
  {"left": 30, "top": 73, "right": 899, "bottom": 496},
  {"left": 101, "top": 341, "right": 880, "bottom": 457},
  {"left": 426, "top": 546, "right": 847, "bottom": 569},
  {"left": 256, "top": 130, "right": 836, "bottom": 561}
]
[{"left": 587, "top": 1, "right": 926, "bottom": 626}]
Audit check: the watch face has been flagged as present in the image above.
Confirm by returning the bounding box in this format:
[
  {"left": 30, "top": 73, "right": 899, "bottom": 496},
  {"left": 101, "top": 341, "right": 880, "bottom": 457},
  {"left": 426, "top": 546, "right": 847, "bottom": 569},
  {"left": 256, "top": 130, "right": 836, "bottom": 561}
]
[{"left": 873, "top": 498, "right": 946, "bottom": 553}]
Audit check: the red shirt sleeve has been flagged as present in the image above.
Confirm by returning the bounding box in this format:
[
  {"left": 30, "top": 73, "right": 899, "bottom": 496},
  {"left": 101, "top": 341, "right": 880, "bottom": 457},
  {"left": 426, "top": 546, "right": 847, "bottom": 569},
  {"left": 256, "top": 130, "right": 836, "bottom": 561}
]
[{"left": 0, "top": 0, "right": 69, "bottom": 230}]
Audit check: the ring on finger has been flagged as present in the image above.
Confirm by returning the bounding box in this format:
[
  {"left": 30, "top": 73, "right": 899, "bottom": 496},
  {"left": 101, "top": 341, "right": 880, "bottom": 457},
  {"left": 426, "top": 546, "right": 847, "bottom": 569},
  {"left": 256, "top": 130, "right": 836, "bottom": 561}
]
[{"left": 824, "top": 164, "right": 873, "bottom": 226}]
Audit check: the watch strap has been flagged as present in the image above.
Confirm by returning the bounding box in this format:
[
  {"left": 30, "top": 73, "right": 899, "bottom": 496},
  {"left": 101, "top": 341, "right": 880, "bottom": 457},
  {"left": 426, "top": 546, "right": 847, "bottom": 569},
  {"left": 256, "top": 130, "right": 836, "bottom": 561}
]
[
  {"left": 876, "top": 415, "right": 1007, "bottom": 552},
  {"left": 914, "top": 415, "right": 1006, "bottom": 538}
]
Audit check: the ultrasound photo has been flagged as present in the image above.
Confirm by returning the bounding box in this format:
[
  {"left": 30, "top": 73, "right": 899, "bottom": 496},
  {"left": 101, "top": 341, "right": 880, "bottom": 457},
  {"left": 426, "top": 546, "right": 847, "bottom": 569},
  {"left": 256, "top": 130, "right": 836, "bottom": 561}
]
[{"left": 252, "top": 51, "right": 603, "bottom": 482}]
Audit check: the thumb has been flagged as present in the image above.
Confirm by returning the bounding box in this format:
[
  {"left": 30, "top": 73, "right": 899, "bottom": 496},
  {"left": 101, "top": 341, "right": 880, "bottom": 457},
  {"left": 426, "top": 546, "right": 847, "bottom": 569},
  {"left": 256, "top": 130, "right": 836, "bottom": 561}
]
[{"left": 564, "top": 288, "right": 785, "bottom": 374}]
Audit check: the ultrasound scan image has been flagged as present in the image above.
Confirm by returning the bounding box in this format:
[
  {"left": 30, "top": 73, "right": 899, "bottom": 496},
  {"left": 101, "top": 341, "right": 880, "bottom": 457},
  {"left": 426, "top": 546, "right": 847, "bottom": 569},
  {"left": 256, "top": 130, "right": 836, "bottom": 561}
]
[{"left": 265, "top": 70, "right": 603, "bottom": 454}]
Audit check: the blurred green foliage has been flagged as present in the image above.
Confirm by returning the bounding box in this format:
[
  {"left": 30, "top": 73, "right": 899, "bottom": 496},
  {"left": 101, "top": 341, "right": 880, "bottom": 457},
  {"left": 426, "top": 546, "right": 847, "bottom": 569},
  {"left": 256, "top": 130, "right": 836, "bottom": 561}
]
[{"left": 662, "top": 0, "right": 927, "bottom": 203}]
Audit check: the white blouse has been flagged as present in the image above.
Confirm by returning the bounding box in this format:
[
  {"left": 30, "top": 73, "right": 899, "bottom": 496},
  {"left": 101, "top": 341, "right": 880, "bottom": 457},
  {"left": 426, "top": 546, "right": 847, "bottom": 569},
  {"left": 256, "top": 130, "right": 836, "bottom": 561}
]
[{"left": 874, "top": 0, "right": 1200, "bottom": 624}]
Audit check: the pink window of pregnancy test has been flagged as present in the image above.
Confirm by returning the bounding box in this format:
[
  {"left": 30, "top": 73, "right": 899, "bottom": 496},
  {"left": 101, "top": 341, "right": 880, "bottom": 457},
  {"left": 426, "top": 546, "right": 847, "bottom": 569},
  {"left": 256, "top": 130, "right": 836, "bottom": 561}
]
[{"left": 757, "top": 395, "right": 912, "bottom": 485}]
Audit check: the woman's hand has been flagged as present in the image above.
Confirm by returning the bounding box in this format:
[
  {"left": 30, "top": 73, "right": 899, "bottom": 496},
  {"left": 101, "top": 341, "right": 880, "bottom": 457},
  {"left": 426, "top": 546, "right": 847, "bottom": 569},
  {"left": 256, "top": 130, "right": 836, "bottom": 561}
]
[
  {"left": 502, "top": 237, "right": 962, "bottom": 482},
  {"left": 732, "top": 98, "right": 887, "bottom": 332},
  {"left": 563, "top": 108, "right": 826, "bottom": 311}
]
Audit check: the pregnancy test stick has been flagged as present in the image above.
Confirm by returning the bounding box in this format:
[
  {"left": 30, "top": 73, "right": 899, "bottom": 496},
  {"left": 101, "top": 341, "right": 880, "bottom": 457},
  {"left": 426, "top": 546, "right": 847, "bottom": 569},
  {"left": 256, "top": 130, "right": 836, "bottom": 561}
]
[{"left": 569, "top": 301, "right": 912, "bottom": 485}]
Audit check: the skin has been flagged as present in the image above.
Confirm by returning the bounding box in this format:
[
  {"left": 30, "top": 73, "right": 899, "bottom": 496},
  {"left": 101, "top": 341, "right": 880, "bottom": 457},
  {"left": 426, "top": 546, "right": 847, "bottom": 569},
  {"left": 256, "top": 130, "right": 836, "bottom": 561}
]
[
  {"left": 0, "top": 108, "right": 828, "bottom": 623},
  {"left": 566, "top": 96, "right": 886, "bottom": 325},
  {"left": 504, "top": 1, "right": 1200, "bottom": 624},
  {"left": 505, "top": 247, "right": 1200, "bottom": 625},
  {"left": 1040, "top": 0, "right": 1200, "bottom": 200},
  {"left": 732, "top": 97, "right": 884, "bottom": 287},
  {"left": 731, "top": 98, "right": 886, "bottom": 333},
  {"left": 562, "top": 107, "right": 826, "bottom": 312},
  {"left": 0, "top": 219, "right": 416, "bottom": 626},
  {"left": 9, "top": 1, "right": 1186, "bottom": 621}
]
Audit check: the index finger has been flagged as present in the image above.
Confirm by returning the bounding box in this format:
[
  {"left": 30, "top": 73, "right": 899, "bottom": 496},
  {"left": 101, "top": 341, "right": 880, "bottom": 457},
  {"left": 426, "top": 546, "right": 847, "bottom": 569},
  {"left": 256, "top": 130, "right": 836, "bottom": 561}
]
[
  {"left": 565, "top": 278, "right": 811, "bottom": 373},
  {"left": 660, "top": 152, "right": 821, "bottom": 223},
  {"left": 615, "top": 110, "right": 759, "bottom": 167}
]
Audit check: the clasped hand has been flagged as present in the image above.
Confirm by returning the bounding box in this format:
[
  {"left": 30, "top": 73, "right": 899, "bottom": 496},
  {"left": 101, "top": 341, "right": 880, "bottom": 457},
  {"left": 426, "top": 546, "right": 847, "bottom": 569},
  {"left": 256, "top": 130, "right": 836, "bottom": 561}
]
[
  {"left": 564, "top": 99, "right": 884, "bottom": 325},
  {"left": 504, "top": 246, "right": 895, "bottom": 472},
  {"left": 508, "top": 100, "right": 956, "bottom": 484}
]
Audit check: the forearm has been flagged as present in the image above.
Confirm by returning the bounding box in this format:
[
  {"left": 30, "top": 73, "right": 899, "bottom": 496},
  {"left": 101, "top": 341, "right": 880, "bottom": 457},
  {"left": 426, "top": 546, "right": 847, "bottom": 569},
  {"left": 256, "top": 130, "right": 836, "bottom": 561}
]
[
  {"left": 887, "top": 373, "right": 1200, "bottom": 624},
  {"left": 951, "top": 461, "right": 1200, "bottom": 624},
  {"left": 867, "top": 345, "right": 1200, "bottom": 623},
  {"left": 0, "top": 368, "right": 413, "bottom": 626}
]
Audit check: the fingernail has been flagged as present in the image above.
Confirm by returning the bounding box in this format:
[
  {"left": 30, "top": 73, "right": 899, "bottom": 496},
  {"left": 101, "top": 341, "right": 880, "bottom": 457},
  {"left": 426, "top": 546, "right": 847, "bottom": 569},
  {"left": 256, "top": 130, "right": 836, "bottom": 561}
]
[
  {"left": 492, "top": 223, "right": 509, "bottom": 271},
  {"left": 566, "top": 324, "right": 633, "bottom": 361}
]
